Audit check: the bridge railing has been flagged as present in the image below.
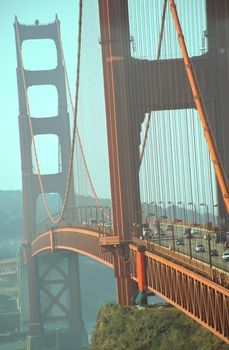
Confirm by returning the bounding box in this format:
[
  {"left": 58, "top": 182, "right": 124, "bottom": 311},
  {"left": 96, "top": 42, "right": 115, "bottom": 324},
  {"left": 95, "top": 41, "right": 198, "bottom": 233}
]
[
  {"left": 36, "top": 209, "right": 229, "bottom": 273},
  {"left": 36, "top": 206, "right": 112, "bottom": 236}
]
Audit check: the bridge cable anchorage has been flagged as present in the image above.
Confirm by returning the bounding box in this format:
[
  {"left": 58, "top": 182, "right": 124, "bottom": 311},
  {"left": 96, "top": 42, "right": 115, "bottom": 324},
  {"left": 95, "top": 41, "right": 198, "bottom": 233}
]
[
  {"left": 139, "top": 0, "right": 167, "bottom": 165},
  {"left": 15, "top": 2, "right": 108, "bottom": 224},
  {"left": 168, "top": 0, "right": 229, "bottom": 214},
  {"left": 56, "top": 14, "right": 110, "bottom": 220}
]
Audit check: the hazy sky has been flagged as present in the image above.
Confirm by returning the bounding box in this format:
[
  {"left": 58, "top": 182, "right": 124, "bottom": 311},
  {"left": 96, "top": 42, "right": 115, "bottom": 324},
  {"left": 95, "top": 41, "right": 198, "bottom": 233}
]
[
  {"left": 0, "top": 0, "right": 110, "bottom": 199},
  {"left": 0, "top": 1, "right": 77, "bottom": 190},
  {"left": 0, "top": 0, "right": 216, "bottom": 211}
]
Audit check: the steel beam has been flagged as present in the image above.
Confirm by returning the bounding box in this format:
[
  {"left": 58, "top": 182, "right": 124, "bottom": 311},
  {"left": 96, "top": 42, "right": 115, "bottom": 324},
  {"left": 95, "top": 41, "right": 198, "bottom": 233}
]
[{"left": 98, "top": 0, "right": 141, "bottom": 304}]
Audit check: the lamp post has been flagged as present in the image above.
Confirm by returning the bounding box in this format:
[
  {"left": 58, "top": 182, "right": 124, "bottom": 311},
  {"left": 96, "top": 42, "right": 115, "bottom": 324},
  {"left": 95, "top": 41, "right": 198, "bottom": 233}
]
[
  {"left": 158, "top": 215, "right": 168, "bottom": 246},
  {"left": 200, "top": 203, "right": 210, "bottom": 229},
  {"left": 144, "top": 202, "right": 149, "bottom": 223},
  {"left": 158, "top": 201, "right": 166, "bottom": 219},
  {"left": 151, "top": 202, "right": 158, "bottom": 221},
  {"left": 187, "top": 202, "right": 196, "bottom": 259},
  {"left": 177, "top": 201, "right": 186, "bottom": 226},
  {"left": 213, "top": 204, "right": 218, "bottom": 230},
  {"left": 200, "top": 203, "right": 212, "bottom": 267},
  {"left": 167, "top": 201, "right": 176, "bottom": 222},
  {"left": 168, "top": 201, "right": 176, "bottom": 251},
  {"left": 188, "top": 202, "right": 197, "bottom": 226}
]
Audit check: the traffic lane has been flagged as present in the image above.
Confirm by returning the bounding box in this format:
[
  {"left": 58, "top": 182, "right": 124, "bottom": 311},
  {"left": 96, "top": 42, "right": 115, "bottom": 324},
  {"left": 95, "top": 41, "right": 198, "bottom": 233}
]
[{"left": 147, "top": 231, "right": 229, "bottom": 272}]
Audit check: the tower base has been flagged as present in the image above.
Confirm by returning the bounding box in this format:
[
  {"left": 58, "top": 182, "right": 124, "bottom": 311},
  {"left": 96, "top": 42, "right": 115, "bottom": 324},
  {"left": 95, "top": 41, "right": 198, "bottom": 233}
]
[
  {"left": 26, "top": 335, "right": 43, "bottom": 350},
  {"left": 26, "top": 328, "right": 88, "bottom": 350}
]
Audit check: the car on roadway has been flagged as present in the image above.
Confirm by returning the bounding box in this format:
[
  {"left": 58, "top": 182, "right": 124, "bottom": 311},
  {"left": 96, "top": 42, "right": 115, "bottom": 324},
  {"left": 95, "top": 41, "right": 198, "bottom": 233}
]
[
  {"left": 195, "top": 243, "right": 205, "bottom": 252},
  {"left": 166, "top": 224, "right": 173, "bottom": 232},
  {"left": 89, "top": 218, "right": 98, "bottom": 225},
  {"left": 142, "top": 227, "right": 153, "bottom": 238},
  {"left": 222, "top": 251, "right": 229, "bottom": 261},
  {"left": 176, "top": 239, "right": 184, "bottom": 246},
  {"left": 210, "top": 249, "right": 218, "bottom": 256},
  {"left": 104, "top": 221, "right": 112, "bottom": 228},
  {"left": 184, "top": 228, "right": 191, "bottom": 235},
  {"left": 191, "top": 228, "right": 200, "bottom": 235}
]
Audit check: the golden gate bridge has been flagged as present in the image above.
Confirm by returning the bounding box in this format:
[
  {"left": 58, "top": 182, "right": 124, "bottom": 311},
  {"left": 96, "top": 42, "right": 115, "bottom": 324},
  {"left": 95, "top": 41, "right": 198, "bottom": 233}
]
[{"left": 10, "top": 0, "right": 229, "bottom": 348}]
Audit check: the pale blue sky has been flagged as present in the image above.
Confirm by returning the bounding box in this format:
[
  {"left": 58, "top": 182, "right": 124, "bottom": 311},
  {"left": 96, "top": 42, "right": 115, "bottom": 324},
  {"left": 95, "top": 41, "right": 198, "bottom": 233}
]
[
  {"left": 0, "top": 1, "right": 77, "bottom": 190},
  {"left": 0, "top": 0, "right": 217, "bottom": 215},
  {"left": 0, "top": 0, "right": 111, "bottom": 199}
]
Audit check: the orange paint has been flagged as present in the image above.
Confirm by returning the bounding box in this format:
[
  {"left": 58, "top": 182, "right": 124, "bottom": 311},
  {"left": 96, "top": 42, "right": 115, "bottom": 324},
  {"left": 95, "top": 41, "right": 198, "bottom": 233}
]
[
  {"left": 136, "top": 249, "right": 147, "bottom": 292},
  {"left": 169, "top": 0, "right": 229, "bottom": 214}
]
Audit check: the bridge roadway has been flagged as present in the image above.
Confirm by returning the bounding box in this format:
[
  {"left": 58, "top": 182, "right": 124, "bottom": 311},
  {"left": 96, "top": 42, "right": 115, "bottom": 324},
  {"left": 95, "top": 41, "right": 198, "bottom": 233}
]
[
  {"left": 147, "top": 223, "right": 229, "bottom": 272},
  {"left": 0, "top": 258, "right": 18, "bottom": 298},
  {"left": 30, "top": 223, "right": 229, "bottom": 344},
  {"left": 0, "top": 258, "right": 18, "bottom": 277}
]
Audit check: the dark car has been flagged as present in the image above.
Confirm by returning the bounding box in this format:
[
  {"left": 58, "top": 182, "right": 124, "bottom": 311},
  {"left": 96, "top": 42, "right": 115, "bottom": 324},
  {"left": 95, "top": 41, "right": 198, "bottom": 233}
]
[
  {"left": 196, "top": 243, "right": 205, "bottom": 252},
  {"left": 176, "top": 239, "right": 184, "bottom": 245},
  {"left": 215, "top": 231, "right": 227, "bottom": 244},
  {"left": 210, "top": 249, "right": 218, "bottom": 256},
  {"left": 184, "top": 228, "right": 191, "bottom": 235}
]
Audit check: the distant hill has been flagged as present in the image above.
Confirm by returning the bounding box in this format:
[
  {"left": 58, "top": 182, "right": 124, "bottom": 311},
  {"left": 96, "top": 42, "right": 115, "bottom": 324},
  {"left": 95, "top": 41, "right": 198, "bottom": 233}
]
[
  {"left": 0, "top": 190, "right": 22, "bottom": 241},
  {"left": 0, "top": 190, "right": 111, "bottom": 242}
]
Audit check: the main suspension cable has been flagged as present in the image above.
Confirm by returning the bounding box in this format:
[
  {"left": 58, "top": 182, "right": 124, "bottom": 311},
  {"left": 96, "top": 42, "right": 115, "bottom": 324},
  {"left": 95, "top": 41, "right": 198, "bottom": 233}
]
[
  {"left": 168, "top": 0, "right": 229, "bottom": 214},
  {"left": 56, "top": 17, "right": 110, "bottom": 220}
]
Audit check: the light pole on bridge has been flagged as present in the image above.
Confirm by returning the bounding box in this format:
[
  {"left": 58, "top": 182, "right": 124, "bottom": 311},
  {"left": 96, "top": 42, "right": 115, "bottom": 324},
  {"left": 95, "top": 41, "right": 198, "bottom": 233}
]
[
  {"left": 151, "top": 202, "right": 158, "bottom": 221},
  {"left": 167, "top": 201, "right": 176, "bottom": 222},
  {"left": 188, "top": 202, "right": 197, "bottom": 226},
  {"left": 200, "top": 203, "right": 212, "bottom": 268},
  {"left": 213, "top": 204, "right": 218, "bottom": 230},
  {"left": 167, "top": 201, "right": 176, "bottom": 251},
  {"left": 158, "top": 201, "right": 166, "bottom": 219},
  {"left": 200, "top": 203, "right": 210, "bottom": 229},
  {"left": 177, "top": 201, "right": 192, "bottom": 259},
  {"left": 177, "top": 201, "right": 187, "bottom": 227}
]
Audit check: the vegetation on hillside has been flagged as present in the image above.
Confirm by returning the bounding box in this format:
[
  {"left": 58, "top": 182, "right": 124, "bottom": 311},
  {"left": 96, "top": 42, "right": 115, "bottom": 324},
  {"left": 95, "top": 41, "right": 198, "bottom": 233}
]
[{"left": 90, "top": 303, "right": 229, "bottom": 350}]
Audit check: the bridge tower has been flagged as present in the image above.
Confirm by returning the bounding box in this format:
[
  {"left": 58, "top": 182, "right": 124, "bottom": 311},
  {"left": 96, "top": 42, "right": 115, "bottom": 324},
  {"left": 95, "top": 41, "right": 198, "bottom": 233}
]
[
  {"left": 14, "top": 17, "right": 88, "bottom": 350},
  {"left": 98, "top": 0, "right": 143, "bottom": 305},
  {"left": 98, "top": 0, "right": 229, "bottom": 305}
]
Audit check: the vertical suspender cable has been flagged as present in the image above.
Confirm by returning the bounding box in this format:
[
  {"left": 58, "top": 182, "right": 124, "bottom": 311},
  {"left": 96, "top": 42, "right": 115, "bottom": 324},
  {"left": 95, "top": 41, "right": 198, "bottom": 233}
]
[
  {"left": 139, "top": 0, "right": 168, "bottom": 165},
  {"left": 168, "top": 0, "right": 229, "bottom": 215}
]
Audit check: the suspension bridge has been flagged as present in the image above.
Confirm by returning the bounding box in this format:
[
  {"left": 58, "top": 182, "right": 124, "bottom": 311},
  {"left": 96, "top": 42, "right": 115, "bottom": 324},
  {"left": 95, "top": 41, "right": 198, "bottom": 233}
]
[{"left": 11, "top": 0, "right": 229, "bottom": 349}]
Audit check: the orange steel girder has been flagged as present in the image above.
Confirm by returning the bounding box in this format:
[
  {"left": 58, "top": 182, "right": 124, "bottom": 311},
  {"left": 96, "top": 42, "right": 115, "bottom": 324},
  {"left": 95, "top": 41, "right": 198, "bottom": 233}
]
[
  {"left": 130, "top": 246, "right": 229, "bottom": 344},
  {"left": 99, "top": 0, "right": 229, "bottom": 306},
  {"left": 169, "top": 0, "right": 229, "bottom": 216},
  {"left": 99, "top": 0, "right": 229, "bottom": 220},
  {"left": 98, "top": 0, "right": 141, "bottom": 305},
  {"left": 31, "top": 226, "right": 229, "bottom": 342}
]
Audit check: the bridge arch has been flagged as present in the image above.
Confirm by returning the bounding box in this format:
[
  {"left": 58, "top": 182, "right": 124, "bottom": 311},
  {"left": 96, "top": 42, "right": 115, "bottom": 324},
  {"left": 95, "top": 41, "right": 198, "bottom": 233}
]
[{"left": 31, "top": 227, "right": 113, "bottom": 268}]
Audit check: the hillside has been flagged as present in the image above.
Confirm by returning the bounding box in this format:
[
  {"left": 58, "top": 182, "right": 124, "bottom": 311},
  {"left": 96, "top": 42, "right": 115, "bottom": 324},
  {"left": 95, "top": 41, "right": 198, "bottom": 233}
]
[
  {"left": 90, "top": 303, "right": 229, "bottom": 350},
  {"left": 0, "top": 190, "right": 111, "bottom": 239},
  {"left": 0, "top": 190, "right": 22, "bottom": 241}
]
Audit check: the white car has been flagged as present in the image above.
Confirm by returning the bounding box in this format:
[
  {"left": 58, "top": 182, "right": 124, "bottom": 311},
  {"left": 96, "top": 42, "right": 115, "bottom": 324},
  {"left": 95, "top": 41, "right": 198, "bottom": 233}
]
[
  {"left": 222, "top": 251, "right": 229, "bottom": 261},
  {"left": 195, "top": 244, "right": 205, "bottom": 252},
  {"left": 166, "top": 224, "right": 173, "bottom": 231},
  {"left": 104, "top": 221, "right": 112, "bottom": 228}
]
